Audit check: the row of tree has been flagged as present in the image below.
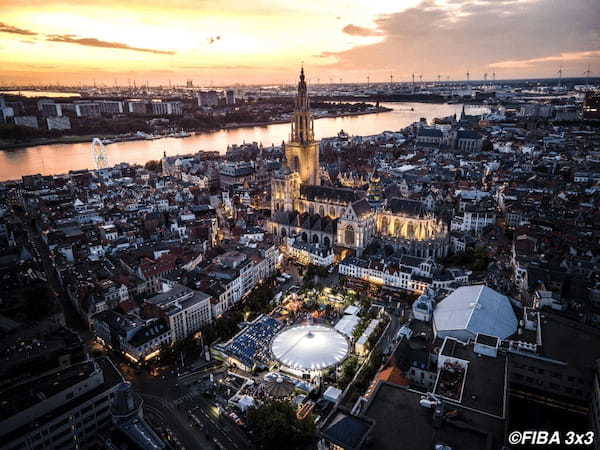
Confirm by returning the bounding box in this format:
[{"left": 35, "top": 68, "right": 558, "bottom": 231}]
[{"left": 247, "top": 400, "right": 315, "bottom": 450}]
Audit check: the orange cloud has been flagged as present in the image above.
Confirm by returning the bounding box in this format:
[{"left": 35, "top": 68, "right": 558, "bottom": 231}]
[
  {"left": 0, "top": 21, "right": 37, "bottom": 36},
  {"left": 489, "top": 50, "right": 600, "bottom": 69},
  {"left": 46, "top": 34, "right": 176, "bottom": 55},
  {"left": 342, "top": 24, "right": 382, "bottom": 37}
]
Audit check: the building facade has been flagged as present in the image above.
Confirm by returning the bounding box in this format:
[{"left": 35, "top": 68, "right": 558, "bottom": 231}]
[{"left": 0, "top": 359, "right": 122, "bottom": 450}]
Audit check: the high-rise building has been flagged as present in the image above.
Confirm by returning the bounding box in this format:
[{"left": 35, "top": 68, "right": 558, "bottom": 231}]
[
  {"left": 583, "top": 91, "right": 600, "bottom": 120},
  {"left": 226, "top": 89, "right": 236, "bottom": 105},
  {"left": 47, "top": 116, "right": 71, "bottom": 130},
  {"left": 13, "top": 116, "right": 38, "bottom": 129},
  {"left": 143, "top": 284, "right": 212, "bottom": 343},
  {"left": 74, "top": 102, "right": 101, "bottom": 118},
  {"left": 97, "top": 100, "right": 124, "bottom": 114},
  {"left": 0, "top": 358, "right": 122, "bottom": 450},
  {"left": 38, "top": 100, "right": 62, "bottom": 117},
  {"left": 126, "top": 99, "right": 149, "bottom": 114},
  {"left": 151, "top": 100, "right": 183, "bottom": 116},
  {"left": 197, "top": 90, "right": 219, "bottom": 107}
]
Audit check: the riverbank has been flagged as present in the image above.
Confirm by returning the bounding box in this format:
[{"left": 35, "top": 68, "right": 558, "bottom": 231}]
[
  {"left": 221, "top": 106, "right": 391, "bottom": 129},
  {"left": 0, "top": 106, "right": 392, "bottom": 151},
  {"left": 1, "top": 102, "right": 482, "bottom": 181}
]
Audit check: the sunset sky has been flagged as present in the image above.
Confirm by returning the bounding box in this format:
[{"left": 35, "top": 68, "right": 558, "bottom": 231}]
[{"left": 0, "top": 0, "right": 598, "bottom": 86}]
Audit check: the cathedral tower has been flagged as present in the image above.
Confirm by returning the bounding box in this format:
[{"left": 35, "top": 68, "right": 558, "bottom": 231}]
[{"left": 285, "top": 67, "right": 320, "bottom": 186}]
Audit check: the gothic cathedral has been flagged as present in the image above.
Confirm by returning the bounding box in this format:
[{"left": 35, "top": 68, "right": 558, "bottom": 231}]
[{"left": 269, "top": 68, "right": 449, "bottom": 259}]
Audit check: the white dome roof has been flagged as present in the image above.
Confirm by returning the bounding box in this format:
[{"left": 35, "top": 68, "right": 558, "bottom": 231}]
[
  {"left": 271, "top": 324, "right": 349, "bottom": 371},
  {"left": 433, "top": 285, "right": 518, "bottom": 340}
]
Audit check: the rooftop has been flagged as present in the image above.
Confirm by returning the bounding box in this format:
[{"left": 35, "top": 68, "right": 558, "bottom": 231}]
[
  {"left": 433, "top": 285, "right": 518, "bottom": 340},
  {"left": 0, "top": 357, "right": 122, "bottom": 442},
  {"left": 438, "top": 338, "right": 507, "bottom": 417},
  {"left": 361, "top": 383, "right": 505, "bottom": 450},
  {"left": 538, "top": 312, "right": 600, "bottom": 372},
  {"left": 144, "top": 284, "right": 193, "bottom": 307},
  {"left": 320, "top": 409, "right": 373, "bottom": 450},
  {"left": 300, "top": 184, "right": 363, "bottom": 204},
  {"left": 271, "top": 324, "right": 349, "bottom": 371}
]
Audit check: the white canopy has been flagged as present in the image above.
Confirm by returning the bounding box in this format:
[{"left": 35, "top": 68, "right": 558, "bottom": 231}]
[{"left": 271, "top": 325, "right": 349, "bottom": 371}]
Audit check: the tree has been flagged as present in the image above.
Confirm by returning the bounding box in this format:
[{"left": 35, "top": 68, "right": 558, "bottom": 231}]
[
  {"left": 338, "top": 355, "right": 359, "bottom": 389},
  {"left": 145, "top": 160, "right": 161, "bottom": 172},
  {"left": 247, "top": 400, "right": 315, "bottom": 450},
  {"left": 13, "top": 285, "right": 59, "bottom": 321},
  {"left": 303, "top": 264, "right": 328, "bottom": 286}
]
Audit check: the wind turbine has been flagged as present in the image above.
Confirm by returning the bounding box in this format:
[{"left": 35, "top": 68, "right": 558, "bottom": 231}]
[
  {"left": 557, "top": 66, "right": 563, "bottom": 87},
  {"left": 584, "top": 65, "right": 592, "bottom": 90}
]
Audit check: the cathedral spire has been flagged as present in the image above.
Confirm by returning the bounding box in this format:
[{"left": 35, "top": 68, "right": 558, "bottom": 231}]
[
  {"left": 291, "top": 67, "right": 313, "bottom": 144},
  {"left": 296, "top": 66, "right": 309, "bottom": 112}
]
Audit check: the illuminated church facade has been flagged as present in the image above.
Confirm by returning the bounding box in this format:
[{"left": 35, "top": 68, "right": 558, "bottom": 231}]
[{"left": 269, "top": 69, "right": 448, "bottom": 259}]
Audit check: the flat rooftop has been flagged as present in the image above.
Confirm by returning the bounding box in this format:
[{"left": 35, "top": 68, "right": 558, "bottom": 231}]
[
  {"left": 0, "top": 325, "right": 81, "bottom": 372},
  {"left": 539, "top": 313, "right": 600, "bottom": 371},
  {"left": 0, "top": 357, "right": 123, "bottom": 443},
  {"left": 320, "top": 409, "right": 373, "bottom": 450},
  {"left": 439, "top": 338, "right": 507, "bottom": 417},
  {"left": 0, "top": 360, "right": 97, "bottom": 421},
  {"left": 362, "top": 383, "right": 505, "bottom": 450},
  {"left": 145, "top": 284, "right": 192, "bottom": 307}
]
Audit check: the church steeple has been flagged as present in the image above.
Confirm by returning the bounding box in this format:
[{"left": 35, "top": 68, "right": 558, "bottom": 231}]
[
  {"left": 283, "top": 66, "right": 320, "bottom": 186},
  {"left": 296, "top": 66, "right": 309, "bottom": 112},
  {"left": 291, "top": 67, "right": 314, "bottom": 144}
]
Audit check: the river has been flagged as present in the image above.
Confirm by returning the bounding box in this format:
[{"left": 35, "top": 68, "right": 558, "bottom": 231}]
[
  {"left": 1, "top": 90, "right": 81, "bottom": 98},
  {"left": 0, "top": 102, "right": 487, "bottom": 181}
]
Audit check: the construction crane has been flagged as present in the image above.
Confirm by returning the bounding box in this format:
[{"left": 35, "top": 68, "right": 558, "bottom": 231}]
[
  {"left": 466, "top": 70, "right": 470, "bottom": 84},
  {"left": 91, "top": 138, "right": 109, "bottom": 170}
]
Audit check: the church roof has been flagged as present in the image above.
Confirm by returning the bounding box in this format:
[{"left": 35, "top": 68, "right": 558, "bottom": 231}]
[
  {"left": 272, "top": 210, "right": 295, "bottom": 225},
  {"left": 417, "top": 128, "right": 443, "bottom": 138},
  {"left": 351, "top": 199, "right": 372, "bottom": 218},
  {"left": 298, "top": 212, "right": 337, "bottom": 233},
  {"left": 300, "top": 185, "right": 363, "bottom": 204},
  {"left": 272, "top": 211, "right": 337, "bottom": 233},
  {"left": 457, "top": 130, "right": 482, "bottom": 140},
  {"left": 386, "top": 198, "right": 425, "bottom": 216}
]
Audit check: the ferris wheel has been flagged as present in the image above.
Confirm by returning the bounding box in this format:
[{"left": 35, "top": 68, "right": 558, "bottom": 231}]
[{"left": 91, "top": 138, "right": 109, "bottom": 170}]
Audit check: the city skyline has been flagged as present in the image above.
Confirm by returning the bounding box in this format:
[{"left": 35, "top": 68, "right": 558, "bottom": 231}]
[{"left": 1, "top": 0, "right": 599, "bottom": 86}]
